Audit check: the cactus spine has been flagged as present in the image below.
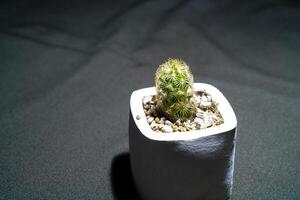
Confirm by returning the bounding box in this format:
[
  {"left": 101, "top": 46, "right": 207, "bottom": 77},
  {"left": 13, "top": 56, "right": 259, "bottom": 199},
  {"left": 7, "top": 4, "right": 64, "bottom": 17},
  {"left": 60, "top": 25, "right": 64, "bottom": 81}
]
[{"left": 155, "top": 58, "right": 197, "bottom": 122}]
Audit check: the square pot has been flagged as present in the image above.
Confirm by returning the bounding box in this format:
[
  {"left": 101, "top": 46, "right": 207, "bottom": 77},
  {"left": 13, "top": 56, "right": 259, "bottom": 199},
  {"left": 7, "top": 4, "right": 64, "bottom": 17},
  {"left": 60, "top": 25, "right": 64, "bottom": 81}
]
[{"left": 129, "top": 83, "right": 237, "bottom": 200}]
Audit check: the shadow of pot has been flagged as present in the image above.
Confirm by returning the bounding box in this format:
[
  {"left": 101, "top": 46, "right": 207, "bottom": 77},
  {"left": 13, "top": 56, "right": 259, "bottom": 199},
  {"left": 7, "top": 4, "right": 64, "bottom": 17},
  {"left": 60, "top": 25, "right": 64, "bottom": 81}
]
[{"left": 110, "top": 153, "right": 141, "bottom": 200}]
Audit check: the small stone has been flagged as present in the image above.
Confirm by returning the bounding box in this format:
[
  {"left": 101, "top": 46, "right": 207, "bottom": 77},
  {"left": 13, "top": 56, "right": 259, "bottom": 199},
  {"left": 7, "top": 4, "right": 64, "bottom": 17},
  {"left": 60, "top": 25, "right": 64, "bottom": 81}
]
[
  {"left": 201, "top": 96, "right": 208, "bottom": 102},
  {"left": 152, "top": 110, "right": 157, "bottom": 116},
  {"left": 144, "top": 104, "right": 150, "bottom": 109},
  {"left": 201, "top": 124, "right": 207, "bottom": 129},
  {"left": 210, "top": 114, "right": 218, "bottom": 121},
  {"left": 149, "top": 101, "right": 155, "bottom": 105},
  {"left": 186, "top": 127, "right": 192, "bottom": 131},
  {"left": 146, "top": 106, "right": 156, "bottom": 115},
  {"left": 150, "top": 121, "right": 158, "bottom": 129},
  {"left": 160, "top": 118, "right": 166, "bottom": 124},
  {"left": 147, "top": 117, "right": 154, "bottom": 124},
  {"left": 203, "top": 117, "right": 213, "bottom": 128},
  {"left": 146, "top": 110, "right": 152, "bottom": 115},
  {"left": 159, "top": 123, "right": 164, "bottom": 129},
  {"left": 178, "top": 126, "right": 186, "bottom": 132},
  {"left": 150, "top": 105, "right": 156, "bottom": 110},
  {"left": 175, "top": 119, "right": 182, "bottom": 126},
  {"left": 195, "top": 96, "right": 201, "bottom": 104},
  {"left": 165, "top": 120, "right": 173, "bottom": 126},
  {"left": 183, "top": 120, "right": 191, "bottom": 127},
  {"left": 155, "top": 117, "right": 160, "bottom": 123},
  {"left": 196, "top": 112, "right": 204, "bottom": 119},
  {"left": 194, "top": 117, "right": 203, "bottom": 125},
  {"left": 162, "top": 125, "right": 173, "bottom": 133},
  {"left": 143, "top": 96, "right": 152, "bottom": 105},
  {"left": 200, "top": 101, "right": 212, "bottom": 108},
  {"left": 207, "top": 95, "right": 212, "bottom": 102}
]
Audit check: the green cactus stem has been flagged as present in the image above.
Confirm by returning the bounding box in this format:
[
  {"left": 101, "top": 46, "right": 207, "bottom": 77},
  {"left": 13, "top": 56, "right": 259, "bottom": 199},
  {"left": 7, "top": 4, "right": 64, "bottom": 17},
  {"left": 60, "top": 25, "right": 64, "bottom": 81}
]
[{"left": 155, "top": 58, "right": 197, "bottom": 122}]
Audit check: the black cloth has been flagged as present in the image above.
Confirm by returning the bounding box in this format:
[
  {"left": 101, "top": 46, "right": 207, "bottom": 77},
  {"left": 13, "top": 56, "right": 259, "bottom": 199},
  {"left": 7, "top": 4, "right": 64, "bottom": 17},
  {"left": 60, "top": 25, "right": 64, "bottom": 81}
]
[{"left": 0, "top": 0, "right": 299, "bottom": 199}]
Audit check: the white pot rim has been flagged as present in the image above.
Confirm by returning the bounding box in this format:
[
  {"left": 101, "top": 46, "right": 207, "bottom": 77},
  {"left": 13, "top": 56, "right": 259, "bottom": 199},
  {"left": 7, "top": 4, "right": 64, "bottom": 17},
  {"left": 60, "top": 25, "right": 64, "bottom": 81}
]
[{"left": 130, "top": 83, "right": 237, "bottom": 141}]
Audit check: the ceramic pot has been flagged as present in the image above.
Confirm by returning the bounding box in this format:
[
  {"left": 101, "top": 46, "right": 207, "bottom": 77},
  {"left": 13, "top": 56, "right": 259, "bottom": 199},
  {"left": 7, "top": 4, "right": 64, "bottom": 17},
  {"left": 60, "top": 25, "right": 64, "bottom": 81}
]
[{"left": 129, "top": 83, "right": 237, "bottom": 200}]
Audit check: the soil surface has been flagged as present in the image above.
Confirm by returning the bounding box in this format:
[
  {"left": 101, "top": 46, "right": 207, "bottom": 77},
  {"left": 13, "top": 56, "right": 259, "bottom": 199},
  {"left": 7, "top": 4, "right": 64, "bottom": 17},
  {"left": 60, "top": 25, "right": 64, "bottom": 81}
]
[{"left": 143, "top": 91, "right": 224, "bottom": 133}]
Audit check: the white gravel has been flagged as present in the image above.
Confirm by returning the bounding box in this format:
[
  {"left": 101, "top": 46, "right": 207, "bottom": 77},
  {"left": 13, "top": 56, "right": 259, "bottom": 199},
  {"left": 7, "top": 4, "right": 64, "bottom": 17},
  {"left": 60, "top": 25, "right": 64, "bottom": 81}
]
[{"left": 143, "top": 91, "right": 224, "bottom": 133}]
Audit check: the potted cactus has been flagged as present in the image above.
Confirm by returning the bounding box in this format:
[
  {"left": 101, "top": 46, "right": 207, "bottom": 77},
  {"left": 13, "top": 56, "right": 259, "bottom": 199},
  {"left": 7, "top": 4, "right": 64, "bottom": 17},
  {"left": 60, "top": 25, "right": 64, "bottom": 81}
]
[{"left": 129, "top": 59, "right": 237, "bottom": 200}]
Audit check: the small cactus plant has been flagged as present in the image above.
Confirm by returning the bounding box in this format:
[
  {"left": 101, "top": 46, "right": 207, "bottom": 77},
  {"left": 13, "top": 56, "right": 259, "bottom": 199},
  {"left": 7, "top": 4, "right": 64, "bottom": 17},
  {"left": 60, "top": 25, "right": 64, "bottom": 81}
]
[{"left": 155, "top": 58, "right": 197, "bottom": 122}]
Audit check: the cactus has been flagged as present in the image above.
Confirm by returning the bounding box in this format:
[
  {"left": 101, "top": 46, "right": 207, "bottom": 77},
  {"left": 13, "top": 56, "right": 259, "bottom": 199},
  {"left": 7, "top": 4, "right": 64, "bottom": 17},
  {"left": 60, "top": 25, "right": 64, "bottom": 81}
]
[{"left": 155, "top": 58, "right": 197, "bottom": 122}]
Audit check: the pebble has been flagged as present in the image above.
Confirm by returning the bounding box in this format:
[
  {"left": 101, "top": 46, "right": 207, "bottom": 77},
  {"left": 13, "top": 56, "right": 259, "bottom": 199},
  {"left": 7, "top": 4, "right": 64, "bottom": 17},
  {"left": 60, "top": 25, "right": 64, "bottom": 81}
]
[
  {"left": 200, "top": 101, "right": 212, "bottom": 108},
  {"left": 146, "top": 106, "right": 155, "bottom": 115},
  {"left": 201, "top": 96, "right": 208, "bottom": 102},
  {"left": 180, "top": 127, "right": 187, "bottom": 132},
  {"left": 147, "top": 117, "right": 154, "bottom": 124},
  {"left": 165, "top": 120, "right": 173, "bottom": 126},
  {"left": 175, "top": 119, "right": 182, "bottom": 126},
  {"left": 149, "top": 101, "right": 155, "bottom": 105},
  {"left": 196, "top": 112, "right": 205, "bottom": 119},
  {"left": 160, "top": 118, "right": 166, "bottom": 124},
  {"left": 143, "top": 96, "right": 152, "bottom": 105},
  {"left": 195, "top": 96, "right": 201, "bottom": 104},
  {"left": 207, "top": 95, "right": 212, "bottom": 101},
  {"left": 150, "top": 121, "right": 158, "bottom": 129},
  {"left": 155, "top": 117, "right": 160, "bottom": 123},
  {"left": 203, "top": 117, "right": 213, "bottom": 128},
  {"left": 194, "top": 117, "right": 203, "bottom": 125},
  {"left": 162, "top": 125, "right": 173, "bottom": 133},
  {"left": 183, "top": 120, "right": 191, "bottom": 127},
  {"left": 159, "top": 123, "right": 164, "bottom": 129},
  {"left": 144, "top": 104, "right": 150, "bottom": 109}
]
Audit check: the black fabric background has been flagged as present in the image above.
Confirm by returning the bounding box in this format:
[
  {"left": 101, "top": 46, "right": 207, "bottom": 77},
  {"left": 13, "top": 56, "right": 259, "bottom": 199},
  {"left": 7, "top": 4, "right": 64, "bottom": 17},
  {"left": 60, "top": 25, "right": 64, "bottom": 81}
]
[{"left": 0, "top": 0, "right": 299, "bottom": 199}]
